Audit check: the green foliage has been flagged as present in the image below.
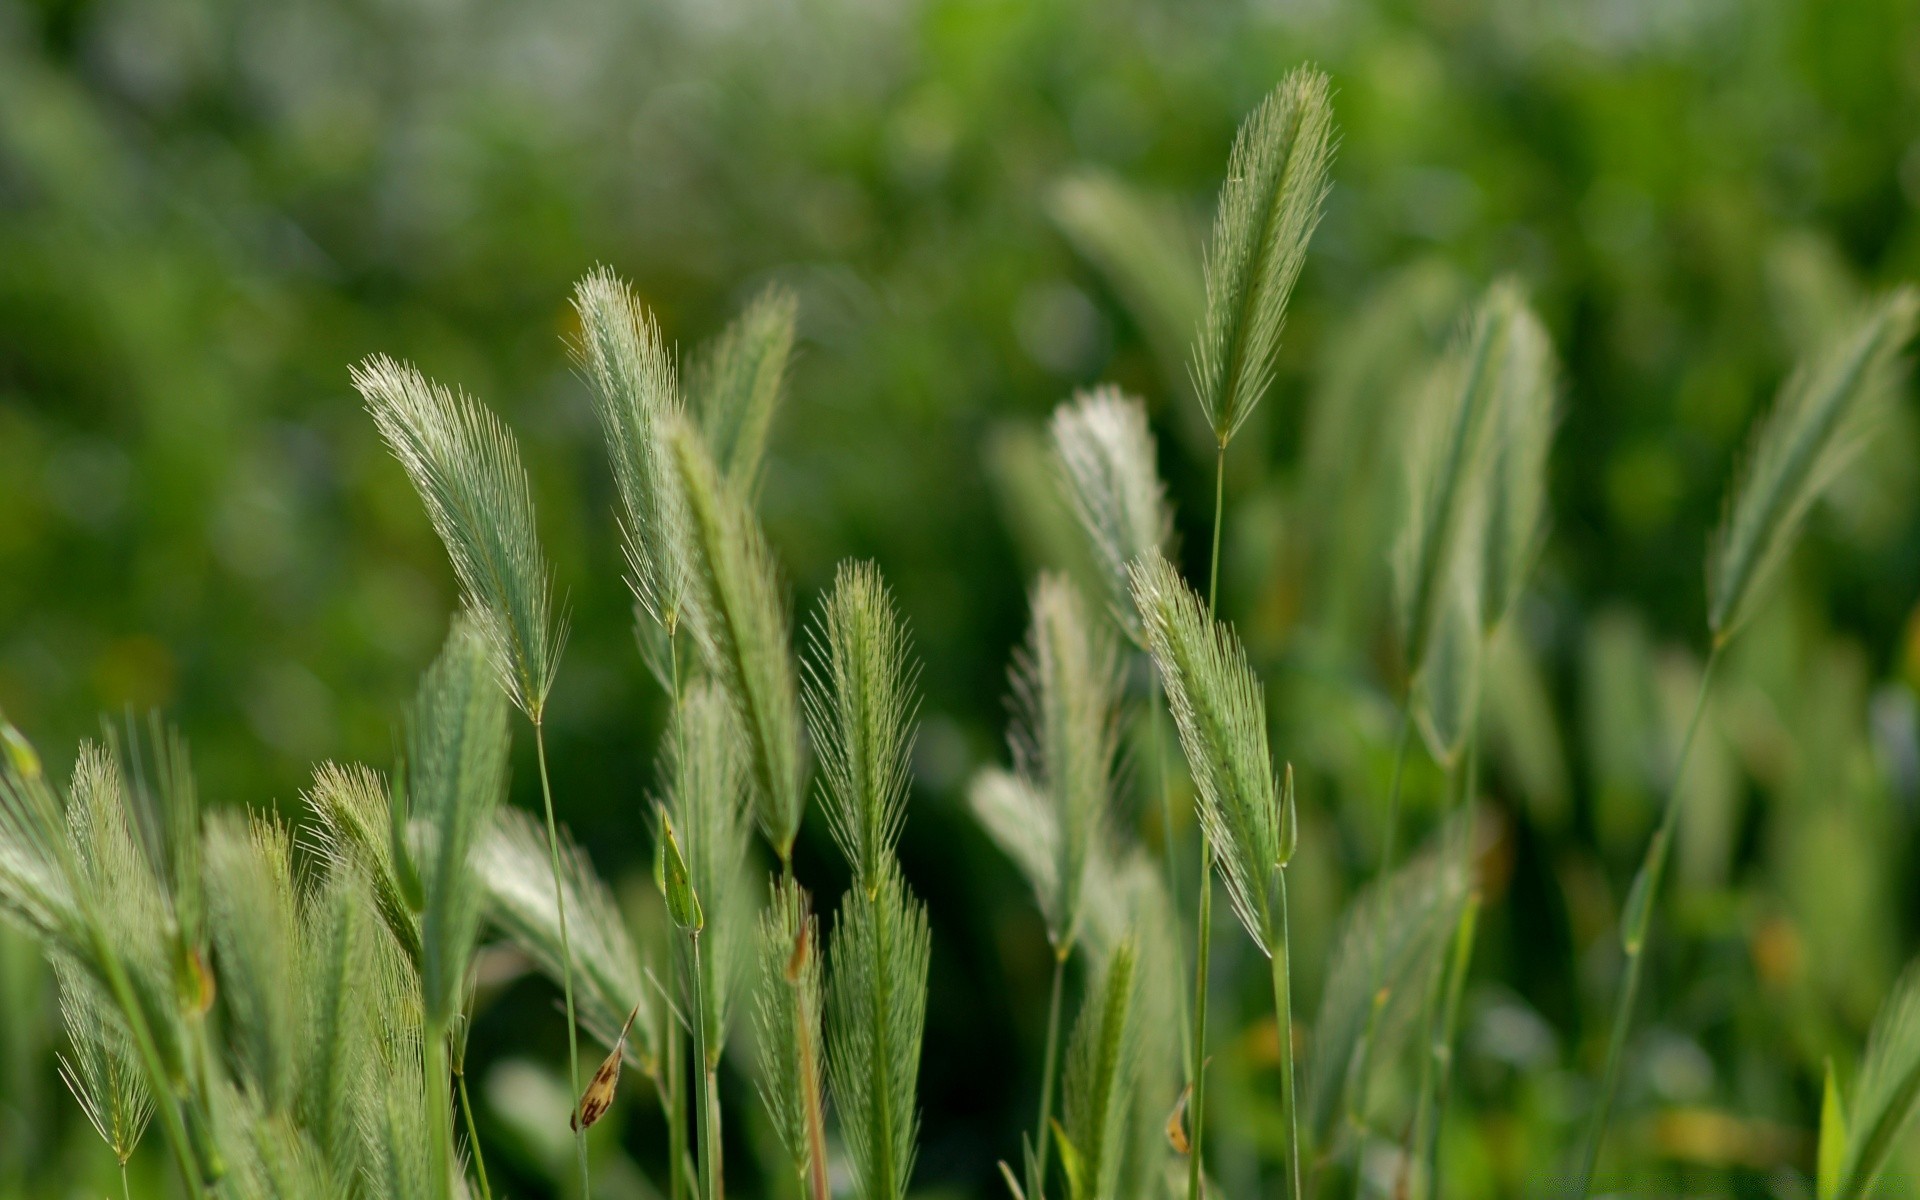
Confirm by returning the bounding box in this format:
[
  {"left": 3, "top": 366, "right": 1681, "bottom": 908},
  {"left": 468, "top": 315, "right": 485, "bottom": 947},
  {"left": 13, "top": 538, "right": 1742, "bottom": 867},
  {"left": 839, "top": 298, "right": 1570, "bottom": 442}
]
[{"left": 1831, "top": 958, "right": 1920, "bottom": 1198}]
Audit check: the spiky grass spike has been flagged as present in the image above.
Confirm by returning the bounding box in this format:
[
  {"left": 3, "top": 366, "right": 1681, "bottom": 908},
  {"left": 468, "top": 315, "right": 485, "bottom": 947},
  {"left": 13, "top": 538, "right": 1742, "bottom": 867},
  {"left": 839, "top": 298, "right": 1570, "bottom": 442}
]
[
  {"left": 1191, "top": 67, "right": 1336, "bottom": 447},
  {"left": 299, "top": 870, "right": 374, "bottom": 1178},
  {"left": 692, "top": 284, "right": 799, "bottom": 491},
  {"left": 1056, "top": 938, "right": 1142, "bottom": 1200},
  {"left": 805, "top": 561, "right": 921, "bottom": 894},
  {"left": 1707, "top": 287, "right": 1919, "bottom": 641},
  {"left": 1049, "top": 389, "right": 1173, "bottom": 641},
  {"left": 827, "top": 861, "right": 930, "bottom": 1200},
  {"left": 480, "top": 808, "right": 651, "bottom": 1067},
  {"left": 1130, "top": 553, "right": 1287, "bottom": 953},
  {"left": 303, "top": 763, "right": 424, "bottom": 969},
  {"left": 754, "top": 876, "right": 830, "bottom": 1200},
  {"left": 1832, "top": 957, "right": 1920, "bottom": 1198},
  {"left": 206, "top": 811, "right": 305, "bottom": 1114},
  {"left": 353, "top": 356, "right": 562, "bottom": 723},
  {"left": 572, "top": 267, "right": 693, "bottom": 640},
  {"left": 53, "top": 962, "right": 153, "bottom": 1165},
  {"left": 670, "top": 412, "right": 808, "bottom": 862},
  {"left": 407, "top": 615, "right": 511, "bottom": 1030}
]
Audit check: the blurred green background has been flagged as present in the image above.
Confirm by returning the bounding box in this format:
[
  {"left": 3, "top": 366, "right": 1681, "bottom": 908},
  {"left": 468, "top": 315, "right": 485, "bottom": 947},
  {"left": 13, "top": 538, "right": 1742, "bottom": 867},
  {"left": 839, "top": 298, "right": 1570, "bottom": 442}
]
[{"left": 5, "top": 0, "right": 1920, "bottom": 1195}]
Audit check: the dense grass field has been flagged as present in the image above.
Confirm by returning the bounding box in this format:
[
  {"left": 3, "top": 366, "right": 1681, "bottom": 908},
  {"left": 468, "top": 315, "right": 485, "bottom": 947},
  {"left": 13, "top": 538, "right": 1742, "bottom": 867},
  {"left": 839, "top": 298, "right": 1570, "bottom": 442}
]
[{"left": 5, "top": 1, "right": 1920, "bottom": 1198}]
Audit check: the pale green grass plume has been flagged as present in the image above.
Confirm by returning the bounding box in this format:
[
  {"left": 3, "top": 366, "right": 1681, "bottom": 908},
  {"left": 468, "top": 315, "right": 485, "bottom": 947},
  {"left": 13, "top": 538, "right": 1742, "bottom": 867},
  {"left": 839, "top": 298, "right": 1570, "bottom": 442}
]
[
  {"left": 1707, "top": 287, "right": 1919, "bottom": 642},
  {"left": 304, "top": 762, "right": 425, "bottom": 968},
  {"left": 827, "top": 861, "right": 931, "bottom": 1200},
  {"left": 1129, "top": 553, "right": 1293, "bottom": 955},
  {"left": 353, "top": 355, "right": 562, "bottom": 723},
  {"left": 754, "top": 877, "right": 830, "bottom": 1200},
  {"left": 1049, "top": 388, "right": 1172, "bottom": 641},
  {"left": 205, "top": 811, "right": 304, "bottom": 1114},
  {"left": 573, "top": 267, "right": 693, "bottom": 642},
  {"left": 1824, "top": 957, "right": 1920, "bottom": 1199},
  {"left": 1191, "top": 66, "right": 1335, "bottom": 447},
  {"left": 300, "top": 871, "right": 377, "bottom": 1179},
  {"left": 53, "top": 961, "right": 153, "bottom": 1167},
  {"left": 480, "top": 808, "right": 651, "bottom": 1069},
  {"left": 671, "top": 413, "right": 809, "bottom": 864},
  {"left": 804, "top": 560, "right": 921, "bottom": 895},
  {"left": 1054, "top": 938, "right": 1142, "bottom": 1200},
  {"left": 691, "top": 284, "right": 799, "bottom": 491}
]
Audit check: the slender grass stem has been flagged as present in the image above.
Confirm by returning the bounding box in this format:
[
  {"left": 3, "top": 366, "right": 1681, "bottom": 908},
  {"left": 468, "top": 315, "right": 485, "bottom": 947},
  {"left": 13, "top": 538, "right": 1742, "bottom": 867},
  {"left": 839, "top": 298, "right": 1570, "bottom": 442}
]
[
  {"left": 1421, "top": 893, "right": 1478, "bottom": 1200},
  {"left": 1272, "top": 874, "right": 1302, "bottom": 1200},
  {"left": 534, "top": 722, "right": 590, "bottom": 1200},
  {"left": 1345, "top": 706, "right": 1415, "bottom": 1189},
  {"left": 691, "top": 934, "right": 718, "bottom": 1200},
  {"left": 120, "top": 1162, "right": 131, "bottom": 1200},
  {"left": 458, "top": 1064, "right": 495, "bottom": 1200},
  {"left": 1187, "top": 440, "right": 1228, "bottom": 1200},
  {"left": 669, "top": 1010, "right": 689, "bottom": 1200},
  {"left": 1402, "top": 751, "right": 1474, "bottom": 1200},
  {"left": 1573, "top": 645, "right": 1721, "bottom": 1195},
  {"left": 1030, "top": 949, "right": 1069, "bottom": 1200},
  {"left": 426, "top": 1025, "right": 455, "bottom": 1200}
]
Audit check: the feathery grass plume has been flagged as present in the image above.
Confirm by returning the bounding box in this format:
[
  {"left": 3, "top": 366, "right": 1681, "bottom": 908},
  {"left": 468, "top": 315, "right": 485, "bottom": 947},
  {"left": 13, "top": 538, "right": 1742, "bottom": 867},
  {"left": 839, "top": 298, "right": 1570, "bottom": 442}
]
[
  {"left": 299, "top": 870, "right": 375, "bottom": 1178},
  {"left": 1411, "top": 566, "right": 1483, "bottom": 769},
  {"left": 480, "top": 808, "right": 651, "bottom": 1067},
  {"left": 1049, "top": 389, "right": 1173, "bottom": 641},
  {"left": 206, "top": 812, "right": 304, "bottom": 1115},
  {"left": 360, "top": 1032, "right": 437, "bottom": 1200},
  {"left": 1304, "top": 842, "right": 1468, "bottom": 1150},
  {"left": 573, "top": 267, "right": 693, "bottom": 641},
  {"left": 1047, "top": 171, "right": 1205, "bottom": 411},
  {"left": 827, "top": 860, "right": 931, "bottom": 1200},
  {"left": 1827, "top": 957, "right": 1920, "bottom": 1199},
  {"left": 108, "top": 717, "right": 206, "bottom": 1013},
  {"left": 1130, "top": 553, "right": 1290, "bottom": 952},
  {"left": 53, "top": 961, "right": 153, "bottom": 1166},
  {"left": 1054, "top": 938, "right": 1142, "bottom": 1200},
  {"left": 1477, "top": 294, "right": 1556, "bottom": 632},
  {"left": 1707, "top": 288, "right": 1920, "bottom": 642},
  {"left": 353, "top": 354, "right": 562, "bottom": 722},
  {"left": 1392, "top": 285, "right": 1522, "bottom": 676},
  {"left": 303, "top": 763, "right": 424, "bottom": 969},
  {"left": 0, "top": 719, "right": 90, "bottom": 962},
  {"left": 670, "top": 412, "right": 808, "bottom": 862},
  {"left": 967, "top": 768, "right": 1059, "bottom": 926},
  {"left": 691, "top": 284, "right": 799, "bottom": 491},
  {"left": 754, "top": 876, "right": 829, "bottom": 1200},
  {"left": 1191, "top": 67, "right": 1335, "bottom": 447},
  {"left": 407, "top": 615, "right": 512, "bottom": 1030},
  {"left": 804, "top": 561, "right": 921, "bottom": 894},
  {"left": 662, "top": 680, "right": 754, "bottom": 1064}
]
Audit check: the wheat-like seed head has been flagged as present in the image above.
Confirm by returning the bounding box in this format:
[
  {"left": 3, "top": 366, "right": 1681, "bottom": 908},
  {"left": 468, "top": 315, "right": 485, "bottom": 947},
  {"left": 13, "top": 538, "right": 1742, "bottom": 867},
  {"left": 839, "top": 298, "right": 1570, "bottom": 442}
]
[
  {"left": 1050, "top": 389, "right": 1173, "bottom": 643},
  {"left": 804, "top": 560, "right": 921, "bottom": 895},
  {"left": 52, "top": 960, "right": 153, "bottom": 1165},
  {"left": 1707, "top": 287, "right": 1919, "bottom": 642},
  {"left": 1056, "top": 936, "right": 1142, "bottom": 1200},
  {"left": 690, "top": 284, "right": 799, "bottom": 493},
  {"left": 354, "top": 354, "right": 563, "bottom": 723},
  {"left": 205, "top": 810, "right": 305, "bottom": 1114},
  {"left": 302, "top": 762, "right": 424, "bottom": 970},
  {"left": 1191, "top": 66, "right": 1337, "bottom": 447},
  {"left": 753, "top": 876, "right": 828, "bottom": 1191}
]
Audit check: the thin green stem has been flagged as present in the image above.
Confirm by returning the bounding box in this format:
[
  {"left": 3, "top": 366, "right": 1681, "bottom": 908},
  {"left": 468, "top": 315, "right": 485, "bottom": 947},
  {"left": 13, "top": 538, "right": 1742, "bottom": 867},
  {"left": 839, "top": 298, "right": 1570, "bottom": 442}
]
[
  {"left": 691, "top": 934, "right": 718, "bottom": 1200},
  {"left": 1573, "top": 644, "right": 1721, "bottom": 1196},
  {"left": 1187, "top": 440, "right": 1228, "bottom": 1200},
  {"left": 1271, "top": 875, "right": 1302, "bottom": 1200},
  {"left": 1401, "top": 752, "right": 1474, "bottom": 1200},
  {"left": 1030, "top": 949, "right": 1069, "bottom": 1200},
  {"left": 1149, "top": 671, "right": 1192, "bottom": 1070},
  {"left": 425, "top": 1024, "right": 455, "bottom": 1200},
  {"left": 1421, "top": 893, "right": 1478, "bottom": 1200},
  {"left": 120, "top": 1160, "right": 132, "bottom": 1200},
  {"left": 457, "top": 1064, "right": 495, "bottom": 1200},
  {"left": 534, "top": 723, "right": 590, "bottom": 1200},
  {"left": 669, "top": 1010, "right": 689, "bottom": 1200}
]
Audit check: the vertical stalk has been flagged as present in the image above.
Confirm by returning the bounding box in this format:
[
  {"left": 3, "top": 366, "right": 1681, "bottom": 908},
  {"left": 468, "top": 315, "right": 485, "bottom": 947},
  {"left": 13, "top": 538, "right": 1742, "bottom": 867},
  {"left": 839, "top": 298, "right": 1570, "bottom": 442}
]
[
  {"left": 534, "top": 723, "right": 590, "bottom": 1200},
  {"left": 1187, "top": 441, "right": 1228, "bottom": 1200},
  {"left": 669, "top": 1012, "right": 689, "bottom": 1200},
  {"left": 425, "top": 1025, "right": 455, "bottom": 1200},
  {"left": 691, "top": 934, "right": 718, "bottom": 1200},
  {"left": 1030, "top": 949, "right": 1069, "bottom": 1200},
  {"left": 457, "top": 1065, "right": 495, "bottom": 1200},
  {"left": 1573, "top": 646, "right": 1720, "bottom": 1195},
  {"left": 1345, "top": 707, "right": 1414, "bottom": 1188},
  {"left": 1272, "top": 875, "right": 1302, "bottom": 1200},
  {"left": 1420, "top": 894, "right": 1478, "bottom": 1200},
  {"left": 1401, "top": 752, "right": 1474, "bottom": 1200},
  {"left": 120, "top": 1162, "right": 132, "bottom": 1200}
]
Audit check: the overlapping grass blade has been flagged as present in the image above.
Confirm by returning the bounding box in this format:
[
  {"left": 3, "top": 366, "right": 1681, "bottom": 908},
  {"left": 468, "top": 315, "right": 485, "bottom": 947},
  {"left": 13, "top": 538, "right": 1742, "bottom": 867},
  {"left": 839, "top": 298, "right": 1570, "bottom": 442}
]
[
  {"left": 406, "top": 615, "right": 511, "bottom": 1030},
  {"left": 827, "top": 861, "right": 930, "bottom": 1200},
  {"left": 670, "top": 413, "right": 808, "bottom": 863},
  {"left": 303, "top": 762, "right": 424, "bottom": 968},
  {"left": 753, "top": 876, "right": 829, "bottom": 1200},
  {"left": 1707, "top": 287, "right": 1919, "bottom": 641},
  {"left": 1191, "top": 66, "right": 1335, "bottom": 447},
  {"left": 1049, "top": 388, "right": 1172, "bottom": 641},
  {"left": 1129, "top": 553, "right": 1287, "bottom": 953},
  {"left": 691, "top": 284, "right": 799, "bottom": 491},
  {"left": 1831, "top": 957, "right": 1920, "bottom": 1198},
  {"left": 206, "top": 811, "right": 305, "bottom": 1114},
  {"left": 1055, "top": 938, "right": 1141, "bottom": 1200},
  {"left": 804, "top": 561, "right": 921, "bottom": 894},
  {"left": 480, "top": 808, "right": 651, "bottom": 1067},
  {"left": 573, "top": 267, "right": 693, "bottom": 641},
  {"left": 354, "top": 355, "right": 562, "bottom": 722}
]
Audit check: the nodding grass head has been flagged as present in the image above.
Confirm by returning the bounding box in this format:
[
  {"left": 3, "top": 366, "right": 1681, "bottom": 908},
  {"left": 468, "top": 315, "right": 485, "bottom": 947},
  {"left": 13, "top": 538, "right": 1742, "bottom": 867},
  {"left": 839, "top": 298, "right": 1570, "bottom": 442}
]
[
  {"left": 689, "top": 284, "right": 799, "bottom": 493},
  {"left": 1049, "top": 388, "right": 1173, "bottom": 643}
]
